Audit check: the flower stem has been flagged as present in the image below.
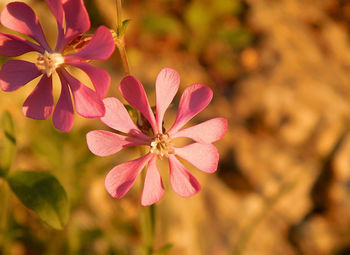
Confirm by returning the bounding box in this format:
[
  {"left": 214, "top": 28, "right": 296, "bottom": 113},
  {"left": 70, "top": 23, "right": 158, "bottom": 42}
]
[
  {"left": 0, "top": 179, "right": 10, "bottom": 254},
  {"left": 115, "top": 2, "right": 156, "bottom": 254},
  {"left": 115, "top": 0, "right": 131, "bottom": 76}
]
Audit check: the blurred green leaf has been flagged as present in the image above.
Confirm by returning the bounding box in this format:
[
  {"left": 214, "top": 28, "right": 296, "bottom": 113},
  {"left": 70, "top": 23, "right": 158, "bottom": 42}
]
[
  {"left": 8, "top": 171, "right": 69, "bottom": 230},
  {"left": 143, "top": 14, "right": 182, "bottom": 37},
  {"left": 184, "top": 1, "right": 213, "bottom": 35},
  {"left": 154, "top": 244, "right": 173, "bottom": 255},
  {"left": 217, "top": 27, "right": 253, "bottom": 50},
  {"left": 0, "top": 111, "right": 16, "bottom": 177},
  {"left": 213, "top": 0, "right": 243, "bottom": 16}
]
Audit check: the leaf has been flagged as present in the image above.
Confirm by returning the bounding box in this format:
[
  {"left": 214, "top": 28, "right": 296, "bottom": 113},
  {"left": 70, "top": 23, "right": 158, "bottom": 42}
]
[
  {"left": 154, "top": 244, "right": 173, "bottom": 255},
  {"left": 120, "top": 19, "right": 131, "bottom": 36},
  {"left": 8, "top": 171, "right": 69, "bottom": 230},
  {"left": 0, "top": 111, "right": 16, "bottom": 177}
]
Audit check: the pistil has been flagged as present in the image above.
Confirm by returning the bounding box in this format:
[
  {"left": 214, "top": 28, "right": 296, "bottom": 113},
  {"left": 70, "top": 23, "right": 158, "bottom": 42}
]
[
  {"left": 150, "top": 133, "right": 174, "bottom": 158},
  {"left": 35, "top": 51, "right": 64, "bottom": 77}
]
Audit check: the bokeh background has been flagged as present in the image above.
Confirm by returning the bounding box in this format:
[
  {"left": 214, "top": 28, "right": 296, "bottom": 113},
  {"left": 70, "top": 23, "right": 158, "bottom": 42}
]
[{"left": 1, "top": 0, "right": 350, "bottom": 254}]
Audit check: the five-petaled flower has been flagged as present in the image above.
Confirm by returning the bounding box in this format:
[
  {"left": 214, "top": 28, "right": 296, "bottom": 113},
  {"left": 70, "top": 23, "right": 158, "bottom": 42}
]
[
  {"left": 0, "top": 0, "right": 115, "bottom": 131},
  {"left": 86, "top": 68, "right": 227, "bottom": 206}
]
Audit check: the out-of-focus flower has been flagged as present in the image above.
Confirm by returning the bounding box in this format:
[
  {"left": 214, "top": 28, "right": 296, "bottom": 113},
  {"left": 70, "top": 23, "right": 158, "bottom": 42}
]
[
  {"left": 86, "top": 68, "right": 227, "bottom": 206},
  {"left": 0, "top": 0, "right": 115, "bottom": 131}
]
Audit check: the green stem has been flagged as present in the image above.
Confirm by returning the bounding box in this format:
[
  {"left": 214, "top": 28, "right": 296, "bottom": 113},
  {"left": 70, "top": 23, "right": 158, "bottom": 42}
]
[
  {"left": 115, "top": 2, "right": 156, "bottom": 254},
  {"left": 115, "top": 0, "right": 131, "bottom": 76},
  {"left": 0, "top": 179, "right": 10, "bottom": 254}
]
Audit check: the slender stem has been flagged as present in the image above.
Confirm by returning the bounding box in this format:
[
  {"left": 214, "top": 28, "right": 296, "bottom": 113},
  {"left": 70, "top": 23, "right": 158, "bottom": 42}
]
[
  {"left": 115, "top": 0, "right": 131, "bottom": 76},
  {"left": 0, "top": 179, "right": 10, "bottom": 254},
  {"left": 115, "top": 2, "right": 155, "bottom": 254}
]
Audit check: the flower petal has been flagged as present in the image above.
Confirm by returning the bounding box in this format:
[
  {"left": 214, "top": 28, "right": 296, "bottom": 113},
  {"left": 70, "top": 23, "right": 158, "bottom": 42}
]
[
  {"left": 45, "top": 0, "right": 65, "bottom": 49},
  {"left": 22, "top": 75, "right": 53, "bottom": 120},
  {"left": 100, "top": 97, "right": 149, "bottom": 141},
  {"left": 171, "top": 118, "right": 228, "bottom": 143},
  {"left": 62, "top": 0, "right": 90, "bottom": 44},
  {"left": 68, "top": 62, "right": 110, "bottom": 98},
  {"left": 174, "top": 143, "right": 219, "bottom": 173},
  {"left": 61, "top": 69, "right": 105, "bottom": 118},
  {"left": 105, "top": 154, "right": 153, "bottom": 199},
  {"left": 65, "top": 26, "right": 115, "bottom": 61},
  {"left": 168, "top": 155, "right": 201, "bottom": 197},
  {"left": 155, "top": 68, "right": 180, "bottom": 131},
  {"left": 168, "top": 84, "right": 213, "bottom": 134},
  {"left": 53, "top": 74, "right": 74, "bottom": 132},
  {"left": 0, "top": 2, "right": 50, "bottom": 50},
  {"left": 86, "top": 130, "right": 147, "bottom": 157},
  {"left": 119, "top": 76, "right": 158, "bottom": 134},
  {"left": 141, "top": 156, "right": 164, "bottom": 206},
  {"left": 0, "top": 60, "right": 41, "bottom": 92},
  {"left": 0, "top": 33, "right": 42, "bottom": 56}
]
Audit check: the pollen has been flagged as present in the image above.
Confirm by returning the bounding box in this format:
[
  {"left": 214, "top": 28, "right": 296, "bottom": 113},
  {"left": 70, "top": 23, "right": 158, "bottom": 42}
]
[
  {"left": 35, "top": 51, "right": 64, "bottom": 77},
  {"left": 150, "top": 133, "right": 174, "bottom": 158}
]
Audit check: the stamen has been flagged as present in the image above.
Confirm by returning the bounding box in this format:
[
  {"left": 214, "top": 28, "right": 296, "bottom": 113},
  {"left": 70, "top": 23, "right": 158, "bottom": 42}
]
[
  {"left": 35, "top": 51, "right": 64, "bottom": 77},
  {"left": 150, "top": 133, "right": 174, "bottom": 158}
]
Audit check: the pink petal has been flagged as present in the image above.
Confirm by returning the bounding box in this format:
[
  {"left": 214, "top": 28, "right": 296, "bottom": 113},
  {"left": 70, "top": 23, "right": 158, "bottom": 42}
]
[
  {"left": 168, "top": 84, "right": 213, "bottom": 134},
  {"left": 155, "top": 68, "right": 180, "bottom": 132},
  {"left": 0, "top": 33, "right": 42, "bottom": 56},
  {"left": 171, "top": 118, "right": 228, "bottom": 143},
  {"left": 105, "top": 154, "right": 153, "bottom": 199},
  {"left": 22, "top": 75, "right": 53, "bottom": 120},
  {"left": 168, "top": 155, "right": 201, "bottom": 197},
  {"left": 68, "top": 62, "right": 110, "bottom": 98},
  {"left": 86, "top": 130, "right": 147, "bottom": 157},
  {"left": 119, "top": 76, "right": 158, "bottom": 134},
  {"left": 60, "top": 68, "right": 105, "bottom": 118},
  {"left": 141, "top": 156, "right": 164, "bottom": 206},
  {"left": 62, "top": 0, "right": 90, "bottom": 45},
  {"left": 0, "top": 2, "right": 50, "bottom": 50},
  {"left": 64, "top": 26, "right": 115, "bottom": 61},
  {"left": 45, "top": 0, "right": 65, "bottom": 49},
  {"left": 53, "top": 74, "right": 74, "bottom": 132},
  {"left": 0, "top": 60, "right": 41, "bottom": 92},
  {"left": 174, "top": 143, "right": 219, "bottom": 173},
  {"left": 100, "top": 97, "right": 150, "bottom": 141}
]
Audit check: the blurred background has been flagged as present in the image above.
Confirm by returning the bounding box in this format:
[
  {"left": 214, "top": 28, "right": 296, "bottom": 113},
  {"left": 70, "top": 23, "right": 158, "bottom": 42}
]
[{"left": 1, "top": 0, "right": 350, "bottom": 254}]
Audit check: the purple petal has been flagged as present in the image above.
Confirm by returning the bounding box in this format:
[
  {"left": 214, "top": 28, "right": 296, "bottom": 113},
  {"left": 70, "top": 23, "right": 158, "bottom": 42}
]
[
  {"left": 105, "top": 154, "right": 153, "bottom": 199},
  {"left": 171, "top": 118, "right": 228, "bottom": 143},
  {"left": 119, "top": 76, "right": 158, "bottom": 134},
  {"left": 64, "top": 26, "right": 115, "bottom": 61},
  {"left": 0, "top": 60, "right": 41, "bottom": 92},
  {"left": 86, "top": 130, "right": 147, "bottom": 157},
  {"left": 45, "top": 0, "right": 65, "bottom": 49},
  {"left": 60, "top": 68, "right": 105, "bottom": 118},
  {"left": 68, "top": 62, "right": 110, "bottom": 98},
  {"left": 168, "top": 84, "right": 213, "bottom": 134},
  {"left": 141, "top": 156, "right": 164, "bottom": 206},
  {"left": 174, "top": 143, "right": 219, "bottom": 173},
  {"left": 53, "top": 73, "right": 74, "bottom": 132},
  {"left": 101, "top": 97, "right": 150, "bottom": 141},
  {"left": 168, "top": 155, "right": 201, "bottom": 197},
  {"left": 22, "top": 75, "right": 53, "bottom": 120},
  {"left": 155, "top": 68, "right": 180, "bottom": 132},
  {"left": 62, "top": 0, "right": 90, "bottom": 46},
  {"left": 0, "top": 2, "right": 50, "bottom": 50},
  {"left": 0, "top": 33, "right": 42, "bottom": 56}
]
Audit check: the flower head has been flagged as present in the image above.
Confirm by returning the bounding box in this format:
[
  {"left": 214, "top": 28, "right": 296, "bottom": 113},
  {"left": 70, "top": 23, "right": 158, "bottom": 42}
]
[
  {"left": 86, "top": 68, "right": 227, "bottom": 206},
  {"left": 0, "top": 0, "right": 115, "bottom": 132}
]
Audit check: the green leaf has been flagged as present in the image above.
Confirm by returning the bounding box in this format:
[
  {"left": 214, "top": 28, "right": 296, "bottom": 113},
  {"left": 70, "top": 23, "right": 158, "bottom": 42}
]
[
  {"left": 0, "top": 111, "right": 16, "bottom": 177},
  {"left": 8, "top": 171, "right": 69, "bottom": 230},
  {"left": 120, "top": 19, "right": 131, "bottom": 36},
  {"left": 154, "top": 244, "right": 173, "bottom": 255}
]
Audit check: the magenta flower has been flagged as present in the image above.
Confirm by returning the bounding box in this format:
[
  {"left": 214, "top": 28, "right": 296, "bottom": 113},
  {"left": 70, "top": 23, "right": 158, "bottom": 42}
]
[
  {"left": 0, "top": 0, "right": 115, "bottom": 131},
  {"left": 86, "top": 68, "right": 227, "bottom": 206}
]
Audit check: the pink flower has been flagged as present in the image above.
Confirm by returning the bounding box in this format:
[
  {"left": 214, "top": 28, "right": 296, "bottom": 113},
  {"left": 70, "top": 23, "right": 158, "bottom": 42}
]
[
  {"left": 0, "top": 0, "right": 115, "bottom": 132},
  {"left": 86, "top": 68, "right": 227, "bottom": 206}
]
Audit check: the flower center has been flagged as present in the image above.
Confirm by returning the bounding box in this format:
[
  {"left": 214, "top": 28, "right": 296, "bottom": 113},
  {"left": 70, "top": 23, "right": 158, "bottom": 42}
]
[
  {"left": 35, "top": 51, "right": 64, "bottom": 77},
  {"left": 150, "top": 133, "right": 174, "bottom": 158}
]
